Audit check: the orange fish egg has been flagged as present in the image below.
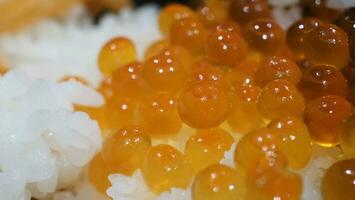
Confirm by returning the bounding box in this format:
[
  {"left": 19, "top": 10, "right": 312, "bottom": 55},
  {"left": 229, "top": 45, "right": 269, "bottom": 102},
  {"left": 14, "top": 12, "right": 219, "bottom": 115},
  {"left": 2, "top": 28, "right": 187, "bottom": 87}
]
[
  {"left": 142, "top": 52, "right": 188, "bottom": 93},
  {"left": 160, "top": 45, "right": 194, "bottom": 72},
  {"left": 142, "top": 144, "right": 192, "bottom": 194},
  {"left": 192, "top": 164, "right": 245, "bottom": 200},
  {"left": 298, "top": 64, "right": 349, "bottom": 100},
  {"left": 159, "top": 3, "right": 196, "bottom": 36},
  {"left": 336, "top": 7, "right": 355, "bottom": 61},
  {"left": 185, "top": 128, "right": 234, "bottom": 173},
  {"left": 170, "top": 17, "right": 208, "bottom": 55},
  {"left": 190, "top": 59, "right": 230, "bottom": 90},
  {"left": 246, "top": 158, "right": 303, "bottom": 200},
  {"left": 257, "top": 79, "right": 305, "bottom": 120},
  {"left": 144, "top": 42, "right": 193, "bottom": 71},
  {"left": 243, "top": 18, "right": 285, "bottom": 56},
  {"left": 287, "top": 17, "right": 323, "bottom": 60},
  {"left": 234, "top": 128, "right": 286, "bottom": 170},
  {"left": 305, "top": 95, "right": 352, "bottom": 147},
  {"left": 304, "top": 23, "right": 350, "bottom": 69},
  {"left": 205, "top": 28, "right": 248, "bottom": 67},
  {"left": 98, "top": 37, "right": 137, "bottom": 76},
  {"left": 105, "top": 96, "right": 137, "bottom": 132},
  {"left": 227, "top": 84, "right": 265, "bottom": 134},
  {"left": 138, "top": 92, "right": 182, "bottom": 138},
  {"left": 101, "top": 125, "right": 152, "bottom": 175},
  {"left": 196, "top": 0, "right": 230, "bottom": 27},
  {"left": 212, "top": 20, "right": 242, "bottom": 36},
  {"left": 178, "top": 81, "right": 231, "bottom": 129},
  {"left": 254, "top": 56, "right": 302, "bottom": 87},
  {"left": 322, "top": 159, "right": 355, "bottom": 200},
  {"left": 191, "top": 59, "right": 225, "bottom": 82},
  {"left": 229, "top": 54, "right": 261, "bottom": 88},
  {"left": 341, "top": 114, "right": 355, "bottom": 158},
  {"left": 268, "top": 116, "right": 313, "bottom": 169},
  {"left": 144, "top": 39, "right": 170, "bottom": 61},
  {"left": 111, "top": 61, "right": 148, "bottom": 98},
  {"left": 88, "top": 153, "right": 116, "bottom": 194},
  {"left": 230, "top": 0, "right": 271, "bottom": 25}
]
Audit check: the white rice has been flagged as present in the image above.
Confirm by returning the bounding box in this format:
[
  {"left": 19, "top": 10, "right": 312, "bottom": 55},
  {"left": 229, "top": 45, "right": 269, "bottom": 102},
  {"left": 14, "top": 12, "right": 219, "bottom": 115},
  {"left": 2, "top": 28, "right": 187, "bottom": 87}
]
[
  {"left": 52, "top": 182, "right": 106, "bottom": 200},
  {"left": 219, "top": 142, "right": 238, "bottom": 168},
  {"left": 272, "top": 6, "right": 302, "bottom": 29},
  {"left": 0, "top": 70, "right": 102, "bottom": 200},
  {"left": 0, "top": 2, "right": 349, "bottom": 200},
  {"left": 0, "top": 5, "right": 161, "bottom": 200}
]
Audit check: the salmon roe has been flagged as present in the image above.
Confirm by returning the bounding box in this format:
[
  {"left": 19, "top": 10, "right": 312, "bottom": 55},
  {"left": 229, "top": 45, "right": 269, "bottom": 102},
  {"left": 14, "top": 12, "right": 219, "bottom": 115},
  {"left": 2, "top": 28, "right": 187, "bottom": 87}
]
[
  {"left": 144, "top": 39, "right": 170, "bottom": 60},
  {"left": 341, "top": 62, "right": 355, "bottom": 86},
  {"left": 302, "top": 0, "right": 341, "bottom": 22},
  {"left": 229, "top": 54, "right": 260, "bottom": 88},
  {"left": 235, "top": 128, "right": 303, "bottom": 199},
  {"left": 336, "top": 7, "right": 355, "bottom": 61},
  {"left": 341, "top": 114, "right": 355, "bottom": 158},
  {"left": 170, "top": 17, "right": 208, "bottom": 55},
  {"left": 305, "top": 95, "right": 352, "bottom": 147},
  {"left": 287, "top": 17, "right": 323, "bottom": 60},
  {"left": 205, "top": 27, "right": 248, "bottom": 67},
  {"left": 185, "top": 128, "right": 234, "bottom": 173},
  {"left": 197, "top": 0, "right": 230, "bottom": 27},
  {"left": 101, "top": 125, "right": 152, "bottom": 175},
  {"left": 159, "top": 45, "right": 194, "bottom": 71},
  {"left": 178, "top": 81, "right": 231, "bottom": 129},
  {"left": 230, "top": 0, "right": 271, "bottom": 25},
  {"left": 138, "top": 92, "right": 182, "bottom": 138},
  {"left": 304, "top": 23, "right": 350, "bottom": 69},
  {"left": 144, "top": 41, "right": 193, "bottom": 71},
  {"left": 105, "top": 96, "right": 137, "bottom": 132},
  {"left": 110, "top": 61, "right": 147, "bottom": 98},
  {"left": 0, "top": 66, "right": 8, "bottom": 76},
  {"left": 243, "top": 18, "right": 285, "bottom": 56},
  {"left": 88, "top": 153, "right": 116, "bottom": 194},
  {"left": 234, "top": 128, "right": 285, "bottom": 169},
  {"left": 158, "top": 3, "right": 196, "bottom": 36},
  {"left": 322, "top": 159, "right": 355, "bottom": 200},
  {"left": 298, "top": 64, "right": 349, "bottom": 100},
  {"left": 142, "top": 51, "right": 187, "bottom": 93},
  {"left": 89, "top": 2, "right": 355, "bottom": 198},
  {"left": 190, "top": 59, "right": 227, "bottom": 84},
  {"left": 212, "top": 20, "right": 242, "bottom": 36},
  {"left": 98, "top": 37, "right": 137, "bottom": 76},
  {"left": 227, "top": 84, "right": 265, "bottom": 134},
  {"left": 257, "top": 79, "right": 305, "bottom": 120},
  {"left": 268, "top": 116, "right": 313, "bottom": 169},
  {"left": 192, "top": 164, "right": 245, "bottom": 200},
  {"left": 141, "top": 144, "right": 192, "bottom": 194},
  {"left": 246, "top": 159, "right": 303, "bottom": 200},
  {"left": 254, "top": 56, "right": 302, "bottom": 87}
]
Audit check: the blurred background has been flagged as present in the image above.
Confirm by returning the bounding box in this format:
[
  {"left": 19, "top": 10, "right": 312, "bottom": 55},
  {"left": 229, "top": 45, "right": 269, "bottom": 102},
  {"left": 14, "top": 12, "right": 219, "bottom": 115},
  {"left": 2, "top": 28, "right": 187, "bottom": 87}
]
[
  {"left": 0, "top": 0, "right": 352, "bottom": 33},
  {"left": 0, "top": 0, "right": 192, "bottom": 33}
]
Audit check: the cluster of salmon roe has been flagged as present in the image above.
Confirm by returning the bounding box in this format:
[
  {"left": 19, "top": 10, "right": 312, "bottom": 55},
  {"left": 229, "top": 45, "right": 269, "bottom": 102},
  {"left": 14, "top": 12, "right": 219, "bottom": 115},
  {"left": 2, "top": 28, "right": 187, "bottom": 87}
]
[
  {"left": 89, "top": 125, "right": 152, "bottom": 193},
  {"left": 72, "top": 1, "right": 355, "bottom": 199}
]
